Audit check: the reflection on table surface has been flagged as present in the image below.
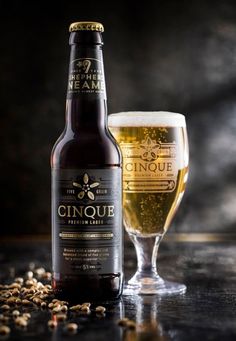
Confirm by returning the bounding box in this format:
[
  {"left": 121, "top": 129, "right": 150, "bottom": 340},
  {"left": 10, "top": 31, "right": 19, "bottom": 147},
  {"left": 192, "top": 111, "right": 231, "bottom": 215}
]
[{"left": 122, "top": 295, "right": 167, "bottom": 341}]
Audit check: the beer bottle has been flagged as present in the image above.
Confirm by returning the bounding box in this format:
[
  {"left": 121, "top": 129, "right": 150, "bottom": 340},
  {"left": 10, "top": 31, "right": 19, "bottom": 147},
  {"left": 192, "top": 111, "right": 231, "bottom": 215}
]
[{"left": 51, "top": 22, "right": 123, "bottom": 301}]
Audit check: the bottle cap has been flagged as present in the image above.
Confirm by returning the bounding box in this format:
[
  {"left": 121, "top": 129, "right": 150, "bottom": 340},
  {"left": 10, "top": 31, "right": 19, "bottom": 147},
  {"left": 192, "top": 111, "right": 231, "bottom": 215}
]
[{"left": 69, "top": 21, "right": 104, "bottom": 33}]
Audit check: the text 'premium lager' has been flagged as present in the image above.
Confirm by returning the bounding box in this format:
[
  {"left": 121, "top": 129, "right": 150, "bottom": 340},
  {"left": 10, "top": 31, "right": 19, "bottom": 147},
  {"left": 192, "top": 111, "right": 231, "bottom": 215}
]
[{"left": 51, "top": 22, "right": 123, "bottom": 301}]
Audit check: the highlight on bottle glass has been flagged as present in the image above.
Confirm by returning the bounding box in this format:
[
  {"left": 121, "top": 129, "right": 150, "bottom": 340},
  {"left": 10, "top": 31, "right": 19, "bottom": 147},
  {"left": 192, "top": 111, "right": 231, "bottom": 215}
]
[{"left": 108, "top": 111, "right": 189, "bottom": 295}]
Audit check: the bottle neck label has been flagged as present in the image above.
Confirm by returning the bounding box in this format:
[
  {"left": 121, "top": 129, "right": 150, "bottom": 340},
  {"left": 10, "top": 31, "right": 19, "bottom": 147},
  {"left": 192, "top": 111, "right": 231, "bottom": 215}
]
[{"left": 67, "top": 47, "right": 106, "bottom": 100}]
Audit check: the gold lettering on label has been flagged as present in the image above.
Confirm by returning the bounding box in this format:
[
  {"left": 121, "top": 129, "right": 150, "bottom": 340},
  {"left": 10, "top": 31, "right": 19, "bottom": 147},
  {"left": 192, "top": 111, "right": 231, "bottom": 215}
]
[
  {"left": 82, "top": 81, "right": 90, "bottom": 89},
  {"left": 67, "top": 205, "right": 72, "bottom": 217},
  {"left": 96, "top": 206, "right": 106, "bottom": 218},
  {"left": 57, "top": 205, "right": 115, "bottom": 219},
  {"left": 83, "top": 60, "right": 91, "bottom": 73},
  {"left": 72, "top": 206, "right": 83, "bottom": 218},
  {"left": 68, "top": 58, "right": 105, "bottom": 94},
  {"left": 58, "top": 205, "right": 66, "bottom": 217},
  {"left": 91, "top": 81, "right": 100, "bottom": 89},
  {"left": 68, "top": 81, "right": 73, "bottom": 90},
  {"left": 74, "top": 81, "right": 80, "bottom": 89},
  {"left": 107, "top": 206, "right": 115, "bottom": 217}
]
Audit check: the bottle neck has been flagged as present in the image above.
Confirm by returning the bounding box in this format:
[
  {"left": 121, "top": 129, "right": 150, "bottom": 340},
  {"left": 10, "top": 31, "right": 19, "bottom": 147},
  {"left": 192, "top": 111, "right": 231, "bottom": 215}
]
[{"left": 65, "top": 43, "right": 107, "bottom": 134}]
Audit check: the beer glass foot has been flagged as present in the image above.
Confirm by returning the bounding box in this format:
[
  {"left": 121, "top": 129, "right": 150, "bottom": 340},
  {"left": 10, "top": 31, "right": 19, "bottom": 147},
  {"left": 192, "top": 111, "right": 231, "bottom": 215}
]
[
  {"left": 123, "top": 279, "right": 186, "bottom": 295},
  {"left": 123, "top": 233, "right": 186, "bottom": 295}
]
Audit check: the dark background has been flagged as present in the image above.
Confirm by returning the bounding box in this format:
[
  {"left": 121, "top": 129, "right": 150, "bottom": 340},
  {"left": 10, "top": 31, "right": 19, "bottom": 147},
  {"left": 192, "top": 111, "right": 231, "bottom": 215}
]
[{"left": 1, "top": 0, "right": 236, "bottom": 236}]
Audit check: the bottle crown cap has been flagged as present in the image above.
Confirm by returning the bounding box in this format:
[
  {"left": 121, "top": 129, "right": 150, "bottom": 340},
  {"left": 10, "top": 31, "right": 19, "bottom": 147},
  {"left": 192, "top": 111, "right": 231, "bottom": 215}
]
[{"left": 69, "top": 21, "right": 104, "bottom": 33}]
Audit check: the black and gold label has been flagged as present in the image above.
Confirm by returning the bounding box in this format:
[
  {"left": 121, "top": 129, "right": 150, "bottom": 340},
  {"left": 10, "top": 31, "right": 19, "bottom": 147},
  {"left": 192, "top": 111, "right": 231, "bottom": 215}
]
[
  {"left": 67, "top": 54, "right": 106, "bottom": 99},
  {"left": 52, "top": 168, "right": 122, "bottom": 275}
]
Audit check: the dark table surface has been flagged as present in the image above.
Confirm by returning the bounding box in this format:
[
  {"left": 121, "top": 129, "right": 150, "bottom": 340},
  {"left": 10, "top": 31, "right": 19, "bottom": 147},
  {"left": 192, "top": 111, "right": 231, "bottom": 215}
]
[{"left": 1, "top": 238, "right": 236, "bottom": 340}]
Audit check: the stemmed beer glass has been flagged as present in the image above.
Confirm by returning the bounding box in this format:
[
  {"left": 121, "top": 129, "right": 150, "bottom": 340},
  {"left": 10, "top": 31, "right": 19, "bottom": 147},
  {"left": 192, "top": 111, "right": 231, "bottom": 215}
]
[{"left": 108, "top": 112, "right": 189, "bottom": 295}]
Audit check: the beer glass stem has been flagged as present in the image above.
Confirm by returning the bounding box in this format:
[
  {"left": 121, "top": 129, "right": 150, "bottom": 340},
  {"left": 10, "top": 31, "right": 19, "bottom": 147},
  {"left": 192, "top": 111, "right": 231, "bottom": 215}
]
[
  {"left": 124, "top": 232, "right": 186, "bottom": 295},
  {"left": 128, "top": 234, "right": 163, "bottom": 287},
  {"left": 136, "top": 235, "right": 161, "bottom": 275}
]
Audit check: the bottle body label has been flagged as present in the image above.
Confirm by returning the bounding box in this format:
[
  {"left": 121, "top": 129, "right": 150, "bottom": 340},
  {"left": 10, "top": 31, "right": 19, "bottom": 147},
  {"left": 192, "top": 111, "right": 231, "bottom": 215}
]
[{"left": 52, "top": 168, "right": 122, "bottom": 275}]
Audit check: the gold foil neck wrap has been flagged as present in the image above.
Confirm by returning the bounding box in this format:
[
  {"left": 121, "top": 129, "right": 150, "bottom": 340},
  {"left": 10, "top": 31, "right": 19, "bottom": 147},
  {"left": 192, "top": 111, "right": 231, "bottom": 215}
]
[{"left": 69, "top": 21, "right": 104, "bottom": 33}]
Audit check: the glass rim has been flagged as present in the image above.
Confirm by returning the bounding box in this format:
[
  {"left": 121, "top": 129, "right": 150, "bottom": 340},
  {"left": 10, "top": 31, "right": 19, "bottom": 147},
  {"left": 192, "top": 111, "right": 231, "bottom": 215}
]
[{"left": 108, "top": 111, "right": 186, "bottom": 127}]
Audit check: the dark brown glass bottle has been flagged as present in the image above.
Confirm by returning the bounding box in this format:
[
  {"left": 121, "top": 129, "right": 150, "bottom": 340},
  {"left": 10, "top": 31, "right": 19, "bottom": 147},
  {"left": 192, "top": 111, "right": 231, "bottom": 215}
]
[{"left": 51, "top": 22, "right": 123, "bottom": 302}]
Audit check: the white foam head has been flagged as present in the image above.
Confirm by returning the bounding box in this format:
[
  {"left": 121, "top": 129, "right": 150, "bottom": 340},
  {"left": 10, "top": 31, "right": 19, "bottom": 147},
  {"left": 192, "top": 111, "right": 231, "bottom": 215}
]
[{"left": 108, "top": 111, "right": 186, "bottom": 127}]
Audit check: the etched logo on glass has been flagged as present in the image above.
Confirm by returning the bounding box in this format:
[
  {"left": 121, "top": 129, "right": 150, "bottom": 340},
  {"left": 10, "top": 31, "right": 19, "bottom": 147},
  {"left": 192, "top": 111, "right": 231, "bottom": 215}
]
[{"left": 121, "top": 135, "right": 177, "bottom": 193}]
